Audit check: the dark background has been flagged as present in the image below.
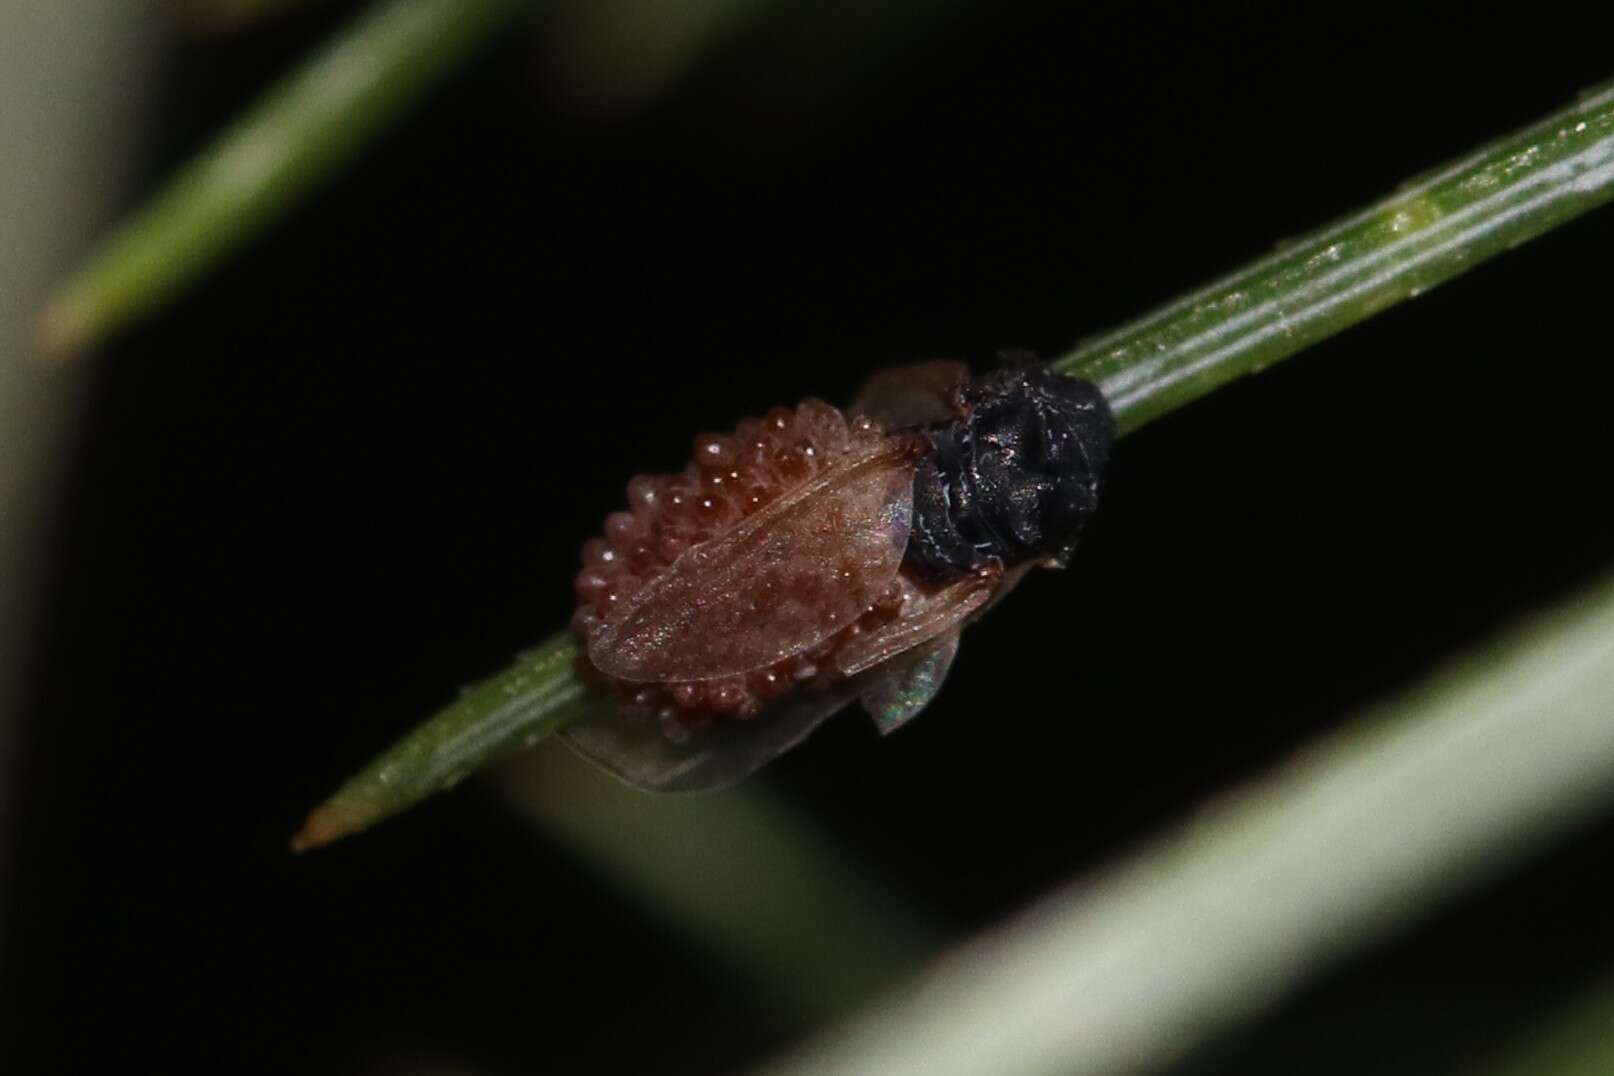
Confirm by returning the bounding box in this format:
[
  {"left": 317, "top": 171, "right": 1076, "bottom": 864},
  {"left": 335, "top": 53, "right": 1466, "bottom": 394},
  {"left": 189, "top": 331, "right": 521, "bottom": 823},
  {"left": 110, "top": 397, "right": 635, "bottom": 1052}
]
[{"left": 6, "top": 1, "right": 1614, "bottom": 1073}]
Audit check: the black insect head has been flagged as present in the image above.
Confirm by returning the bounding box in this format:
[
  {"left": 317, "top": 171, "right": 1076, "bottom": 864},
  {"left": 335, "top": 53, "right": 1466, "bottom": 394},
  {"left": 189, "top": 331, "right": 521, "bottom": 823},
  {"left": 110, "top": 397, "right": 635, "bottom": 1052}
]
[{"left": 904, "top": 365, "right": 1114, "bottom": 581}]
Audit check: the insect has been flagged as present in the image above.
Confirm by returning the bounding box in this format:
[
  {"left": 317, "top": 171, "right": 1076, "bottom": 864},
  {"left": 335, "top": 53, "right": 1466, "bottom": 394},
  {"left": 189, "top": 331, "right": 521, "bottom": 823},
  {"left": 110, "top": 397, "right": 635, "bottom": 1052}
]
[{"left": 564, "top": 355, "right": 1114, "bottom": 790}]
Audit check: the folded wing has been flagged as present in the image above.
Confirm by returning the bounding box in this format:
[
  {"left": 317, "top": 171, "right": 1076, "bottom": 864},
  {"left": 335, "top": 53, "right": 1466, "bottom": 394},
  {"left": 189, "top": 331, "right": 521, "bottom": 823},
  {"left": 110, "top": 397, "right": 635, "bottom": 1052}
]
[{"left": 588, "top": 440, "right": 917, "bottom": 682}]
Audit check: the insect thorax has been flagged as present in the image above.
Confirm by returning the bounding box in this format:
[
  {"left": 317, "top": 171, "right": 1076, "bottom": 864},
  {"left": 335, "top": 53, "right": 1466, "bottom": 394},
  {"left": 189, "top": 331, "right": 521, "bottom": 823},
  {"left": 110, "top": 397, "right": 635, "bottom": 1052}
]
[{"left": 903, "top": 367, "right": 1114, "bottom": 581}]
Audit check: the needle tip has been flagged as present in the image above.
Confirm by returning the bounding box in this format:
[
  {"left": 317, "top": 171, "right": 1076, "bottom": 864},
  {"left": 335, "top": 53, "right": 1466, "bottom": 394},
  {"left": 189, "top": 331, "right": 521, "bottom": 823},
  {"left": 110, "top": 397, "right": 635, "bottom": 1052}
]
[{"left": 290, "top": 803, "right": 353, "bottom": 854}]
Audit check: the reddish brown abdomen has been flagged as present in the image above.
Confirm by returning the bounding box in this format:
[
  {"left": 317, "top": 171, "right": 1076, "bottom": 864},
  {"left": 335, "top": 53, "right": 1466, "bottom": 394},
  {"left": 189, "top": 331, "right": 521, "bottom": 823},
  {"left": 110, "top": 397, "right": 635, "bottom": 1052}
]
[{"left": 572, "top": 399, "right": 906, "bottom": 737}]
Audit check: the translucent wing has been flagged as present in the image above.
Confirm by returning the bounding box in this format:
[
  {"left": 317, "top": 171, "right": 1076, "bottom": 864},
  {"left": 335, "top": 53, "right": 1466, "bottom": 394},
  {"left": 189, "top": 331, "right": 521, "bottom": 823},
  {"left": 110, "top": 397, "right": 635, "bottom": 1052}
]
[
  {"left": 858, "top": 630, "right": 961, "bottom": 735},
  {"left": 567, "top": 565, "right": 1022, "bottom": 788},
  {"left": 850, "top": 360, "right": 969, "bottom": 429},
  {"left": 561, "top": 676, "right": 873, "bottom": 791},
  {"left": 588, "top": 440, "right": 916, "bottom": 682}
]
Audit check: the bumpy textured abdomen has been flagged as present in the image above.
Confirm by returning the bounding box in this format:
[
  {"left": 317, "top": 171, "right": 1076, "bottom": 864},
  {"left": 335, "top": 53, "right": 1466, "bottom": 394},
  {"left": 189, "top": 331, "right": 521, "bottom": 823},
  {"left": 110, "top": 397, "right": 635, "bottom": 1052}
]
[{"left": 572, "top": 399, "right": 906, "bottom": 739}]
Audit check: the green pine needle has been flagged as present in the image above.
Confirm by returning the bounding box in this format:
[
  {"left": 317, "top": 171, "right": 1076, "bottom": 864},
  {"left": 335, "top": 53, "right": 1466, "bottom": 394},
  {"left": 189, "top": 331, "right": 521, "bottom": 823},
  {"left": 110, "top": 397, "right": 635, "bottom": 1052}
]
[
  {"left": 295, "top": 79, "right": 1614, "bottom": 852},
  {"left": 39, "top": 0, "right": 532, "bottom": 358}
]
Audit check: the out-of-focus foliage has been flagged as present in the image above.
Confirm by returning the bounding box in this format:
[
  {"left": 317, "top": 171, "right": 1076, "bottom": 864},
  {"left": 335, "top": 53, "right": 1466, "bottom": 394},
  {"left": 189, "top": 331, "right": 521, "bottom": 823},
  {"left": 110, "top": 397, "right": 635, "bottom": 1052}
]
[
  {"left": 757, "top": 571, "right": 1614, "bottom": 1076},
  {"left": 41, "top": 0, "right": 532, "bottom": 357}
]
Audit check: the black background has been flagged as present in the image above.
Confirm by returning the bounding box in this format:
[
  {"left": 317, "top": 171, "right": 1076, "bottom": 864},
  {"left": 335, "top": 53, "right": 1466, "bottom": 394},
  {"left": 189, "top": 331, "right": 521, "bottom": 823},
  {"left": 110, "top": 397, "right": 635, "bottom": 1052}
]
[{"left": 7, "top": 1, "right": 1614, "bottom": 1073}]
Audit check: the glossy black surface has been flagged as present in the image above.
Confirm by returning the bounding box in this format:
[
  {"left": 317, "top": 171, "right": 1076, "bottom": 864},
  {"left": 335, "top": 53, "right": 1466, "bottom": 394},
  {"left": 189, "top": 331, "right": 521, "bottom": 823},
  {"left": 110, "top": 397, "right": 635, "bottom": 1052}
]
[{"left": 904, "top": 366, "right": 1113, "bottom": 580}]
